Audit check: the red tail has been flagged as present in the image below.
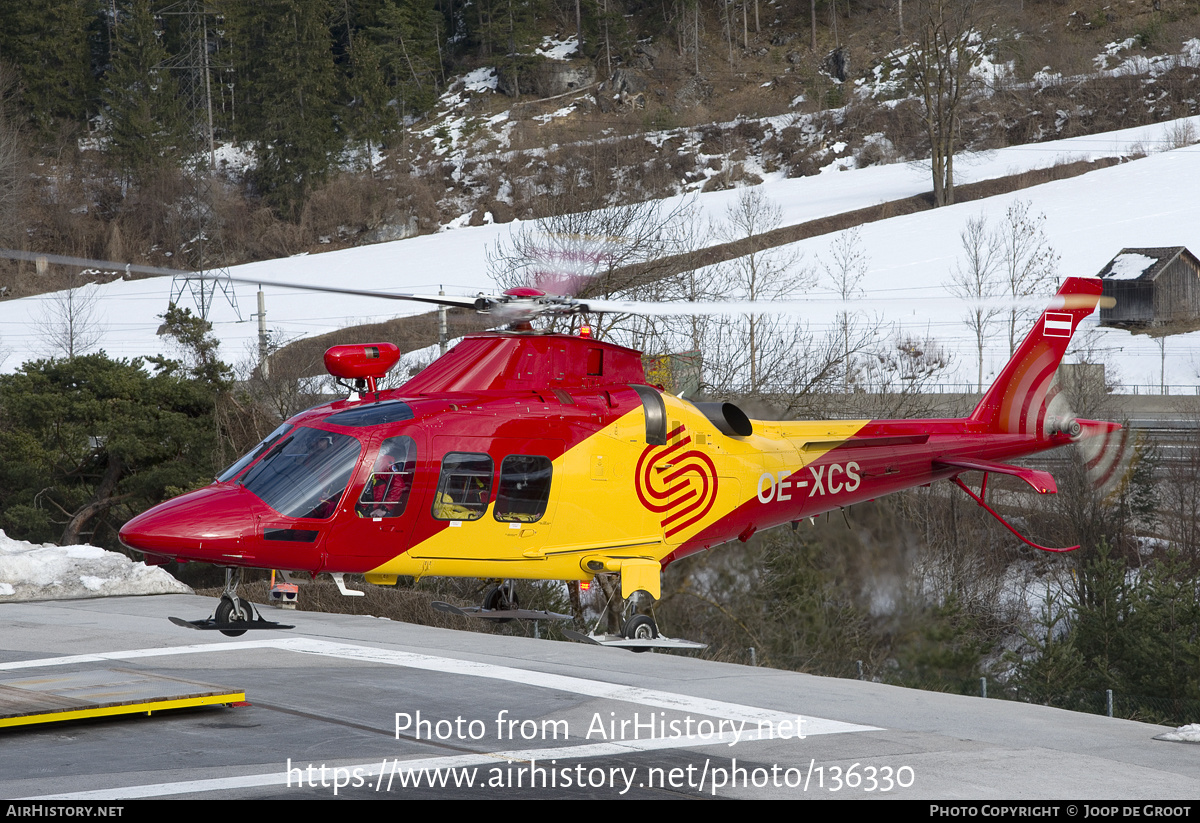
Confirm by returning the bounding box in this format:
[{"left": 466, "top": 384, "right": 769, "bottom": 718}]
[{"left": 969, "top": 277, "right": 1105, "bottom": 436}]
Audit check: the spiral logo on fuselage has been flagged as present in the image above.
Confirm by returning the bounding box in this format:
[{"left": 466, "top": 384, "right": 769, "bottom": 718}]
[{"left": 634, "top": 425, "right": 719, "bottom": 540}]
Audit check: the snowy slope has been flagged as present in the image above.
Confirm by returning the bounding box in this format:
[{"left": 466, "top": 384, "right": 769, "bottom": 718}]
[
  {"left": 774, "top": 142, "right": 1200, "bottom": 388},
  {"left": 1, "top": 117, "right": 1197, "bottom": 388}
]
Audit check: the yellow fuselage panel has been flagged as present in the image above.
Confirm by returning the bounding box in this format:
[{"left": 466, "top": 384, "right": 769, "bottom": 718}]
[{"left": 367, "top": 401, "right": 869, "bottom": 581}]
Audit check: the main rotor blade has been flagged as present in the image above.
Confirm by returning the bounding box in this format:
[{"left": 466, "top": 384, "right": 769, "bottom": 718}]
[
  {"left": 579, "top": 292, "right": 1115, "bottom": 316},
  {"left": 211, "top": 275, "right": 483, "bottom": 310},
  {"left": 0, "top": 249, "right": 189, "bottom": 277},
  {"left": 1, "top": 247, "right": 1113, "bottom": 317},
  {"left": 0, "top": 248, "right": 484, "bottom": 311}
]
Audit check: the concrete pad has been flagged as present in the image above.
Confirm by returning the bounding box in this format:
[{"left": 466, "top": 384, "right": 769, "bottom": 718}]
[{"left": 0, "top": 594, "right": 1195, "bottom": 800}]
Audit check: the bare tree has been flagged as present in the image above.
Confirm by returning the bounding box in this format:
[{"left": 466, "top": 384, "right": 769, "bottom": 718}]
[
  {"left": 597, "top": 241, "right": 720, "bottom": 368},
  {"left": 491, "top": 189, "right": 883, "bottom": 417},
  {"left": 949, "top": 214, "right": 1003, "bottom": 392},
  {"left": 710, "top": 189, "right": 808, "bottom": 395},
  {"left": 681, "top": 190, "right": 884, "bottom": 417},
  {"left": 851, "top": 330, "right": 954, "bottom": 418},
  {"left": 40, "top": 285, "right": 105, "bottom": 360},
  {"left": 819, "top": 227, "right": 869, "bottom": 390},
  {"left": 488, "top": 194, "right": 701, "bottom": 305},
  {"left": 997, "top": 200, "right": 1059, "bottom": 355},
  {"left": 909, "top": 0, "right": 990, "bottom": 206},
  {"left": 896, "top": 483, "right": 1012, "bottom": 623},
  {"left": 237, "top": 333, "right": 330, "bottom": 422}
]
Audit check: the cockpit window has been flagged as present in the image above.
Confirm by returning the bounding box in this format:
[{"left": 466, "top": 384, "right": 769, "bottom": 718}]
[
  {"left": 325, "top": 400, "right": 414, "bottom": 427},
  {"left": 241, "top": 427, "right": 362, "bottom": 519},
  {"left": 356, "top": 436, "right": 416, "bottom": 519},
  {"left": 217, "top": 422, "right": 293, "bottom": 482}
]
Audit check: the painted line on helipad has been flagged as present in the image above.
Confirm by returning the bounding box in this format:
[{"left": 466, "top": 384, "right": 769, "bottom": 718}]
[
  {"left": 8, "top": 637, "right": 880, "bottom": 799},
  {"left": 0, "top": 637, "right": 879, "bottom": 736}
]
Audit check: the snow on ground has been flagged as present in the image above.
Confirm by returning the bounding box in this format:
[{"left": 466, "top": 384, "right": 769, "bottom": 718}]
[
  {"left": 461, "top": 67, "right": 499, "bottom": 93},
  {"left": 2, "top": 117, "right": 1199, "bottom": 390},
  {"left": 212, "top": 142, "right": 256, "bottom": 179},
  {"left": 535, "top": 36, "right": 579, "bottom": 60},
  {"left": 751, "top": 132, "right": 1200, "bottom": 390},
  {"left": 1095, "top": 37, "right": 1200, "bottom": 77},
  {"left": 532, "top": 105, "right": 579, "bottom": 124},
  {"left": 1157, "top": 724, "right": 1200, "bottom": 743},
  {"left": 0, "top": 530, "right": 190, "bottom": 601}
]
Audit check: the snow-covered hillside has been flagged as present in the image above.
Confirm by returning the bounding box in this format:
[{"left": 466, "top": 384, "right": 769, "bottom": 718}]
[{"left": 2, "top": 117, "right": 1198, "bottom": 389}]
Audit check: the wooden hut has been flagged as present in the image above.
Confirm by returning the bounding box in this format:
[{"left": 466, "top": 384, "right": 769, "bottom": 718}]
[{"left": 1098, "top": 247, "right": 1200, "bottom": 336}]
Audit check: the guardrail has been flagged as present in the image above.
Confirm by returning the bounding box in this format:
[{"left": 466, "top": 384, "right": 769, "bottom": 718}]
[
  {"left": 910, "top": 384, "right": 1200, "bottom": 396},
  {"left": 1119, "top": 384, "right": 1200, "bottom": 396}
]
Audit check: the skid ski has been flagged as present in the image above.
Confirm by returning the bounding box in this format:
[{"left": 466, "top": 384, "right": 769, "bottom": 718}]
[
  {"left": 562, "top": 629, "right": 707, "bottom": 651},
  {"left": 431, "top": 601, "right": 572, "bottom": 621},
  {"left": 168, "top": 615, "right": 294, "bottom": 632}
]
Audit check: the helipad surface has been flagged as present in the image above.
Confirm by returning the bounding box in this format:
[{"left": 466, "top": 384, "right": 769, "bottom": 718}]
[{"left": 1, "top": 594, "right": 1196, "bottom": 800}]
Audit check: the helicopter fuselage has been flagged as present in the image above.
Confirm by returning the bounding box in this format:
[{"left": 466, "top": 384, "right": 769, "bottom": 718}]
[{"left": 120, "top": 277, "right": 1109, "bottom": 599}]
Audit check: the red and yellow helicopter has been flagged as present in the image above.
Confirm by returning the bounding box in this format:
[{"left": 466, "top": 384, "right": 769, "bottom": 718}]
[{"left": 113, "top": 274, "right": 1116, "bottom": 646}]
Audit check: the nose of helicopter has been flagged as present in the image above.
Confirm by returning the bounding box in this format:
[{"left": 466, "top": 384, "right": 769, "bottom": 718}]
[{"left": 120, "top": 484, "right": 256, "bottom": 561}]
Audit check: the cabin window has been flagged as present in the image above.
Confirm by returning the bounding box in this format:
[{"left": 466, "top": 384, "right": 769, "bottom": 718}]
[
  {"left": 240, "top": 427, "right": 362, "bottom": 519},
  {"left": 432, "top": 452, "right": 493, "bottom": 521},
  {"left": 356, "top": 436, "right": 416, "bottom": 519},
  {"left": 494, "top": 456, "right": 553, "bottom": 523},
  {"left": 587, "top": 348, "right": 603, "bottom": 376}
]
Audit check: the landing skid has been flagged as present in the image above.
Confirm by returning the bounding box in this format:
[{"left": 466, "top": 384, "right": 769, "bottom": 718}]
[
  {"left": 168, "top": 615, "right": 294, "bottom": 632},
  {"left": 171, "top": 570, "right": 294, "bottom": 636},
  {"left": 562, "top": 629, "right": 707, "bottom": 651},
  {"left": 431, "top": 601, "right": 572, "bottom": 622}
]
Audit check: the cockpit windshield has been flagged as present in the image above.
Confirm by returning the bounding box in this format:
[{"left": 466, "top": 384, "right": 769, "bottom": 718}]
[
  {"left": 240, "top": 427, "right": 363, "bottom": 519},
  {"left": 216, "top": 422, "right": 293, "bottom": 483}
]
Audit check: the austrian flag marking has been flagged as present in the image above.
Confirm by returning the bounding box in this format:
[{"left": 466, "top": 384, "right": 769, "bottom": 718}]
[{"left": 1043, "top": 312, "right": 1073, "bottom": 337}]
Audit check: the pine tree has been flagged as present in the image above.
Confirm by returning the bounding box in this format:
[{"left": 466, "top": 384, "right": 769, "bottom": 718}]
[
  {"left": 228, "top": 0, "right": 341, "bottom": 218},
  {"left": 151, "top": 303, "right": 233, "bottom": 388},
  {"left": 371, "top": 0, "right": 444, "bottom": 117},
  {"left": 465, "top": 0, "right": 542, "bottom": 76},
  {"left": 580, "top": 0, "right": 630, "bottom": 79},
  {"left": 0, "top": 353, "right": 223, "bottom": 549},
  {"left": 345, "top": 39, "right": 395, "bottom": 168},
  {"left": 1009, "top": 588, "right": 1086, "bottom": 708},
  {"left": 885, "top": 597, "right": 991, "bottom": 695},
  {"left": 103, "top": 0, "right": 182, "bottom": 181},
  {"left": 1070, "top": 539, "right": 1132, "bottom": 693},
  {"left": 498, "top": 0, "right": 544, "bottom": 84},
  {"left": 0, "top": 0, "right": 101, "bottom": 135},
  {"left": 759, "top": 530, "right": 875, "bottom": 673},
  {"left": 1122, "top": 553, "right": 1200, "bottom": 708}
]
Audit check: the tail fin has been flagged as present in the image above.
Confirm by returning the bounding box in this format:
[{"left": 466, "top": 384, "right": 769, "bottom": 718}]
[{"left": 968, "top": 277, "right": 1105, "bottom": 436}]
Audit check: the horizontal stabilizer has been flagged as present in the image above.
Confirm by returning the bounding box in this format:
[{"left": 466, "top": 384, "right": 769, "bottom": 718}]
[{"left": 934, "top": 457, "right": 1058, "bottom": 494}]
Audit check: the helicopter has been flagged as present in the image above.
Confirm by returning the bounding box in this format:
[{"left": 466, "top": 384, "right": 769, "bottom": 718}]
[{"left": 110, "top": 273, "right": 1116, "bottom": 646}]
